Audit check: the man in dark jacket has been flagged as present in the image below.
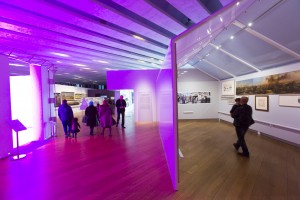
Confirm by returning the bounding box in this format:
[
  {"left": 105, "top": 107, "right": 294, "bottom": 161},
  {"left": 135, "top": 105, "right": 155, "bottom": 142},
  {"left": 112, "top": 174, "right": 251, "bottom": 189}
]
[
  {"left": 232, "top": 96, "right": 255, "bottom": 157},
  {"left": 116, "top": 95, "right": 126, "bottom": 128},
  {"left": 58, "top": 99, "right": 74, "bottom": 138}
]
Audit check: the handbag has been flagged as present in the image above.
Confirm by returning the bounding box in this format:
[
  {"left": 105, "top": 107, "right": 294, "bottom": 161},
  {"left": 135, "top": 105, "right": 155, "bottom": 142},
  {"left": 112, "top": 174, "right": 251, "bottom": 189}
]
[{"left": 82, "top": 115, "right": 88, "bottom": 123}]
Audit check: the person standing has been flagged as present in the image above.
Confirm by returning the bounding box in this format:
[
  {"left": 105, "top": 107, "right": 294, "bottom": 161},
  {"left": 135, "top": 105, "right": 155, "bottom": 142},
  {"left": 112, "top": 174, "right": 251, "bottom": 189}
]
[
  {"left": 58, "top": 99, "right": 74, "bottom": 138},
  {"left": 85, "top": 101, "right": 98, "bottom": 135},
  {"left": 116, "top": 95, "right": 126, "bottom": 128},
  {"left": 232, "top": 96, "right": 255, "bottom": 157},
  {"left": 99, "top": 100, "right": 115, "bottom": 136}
]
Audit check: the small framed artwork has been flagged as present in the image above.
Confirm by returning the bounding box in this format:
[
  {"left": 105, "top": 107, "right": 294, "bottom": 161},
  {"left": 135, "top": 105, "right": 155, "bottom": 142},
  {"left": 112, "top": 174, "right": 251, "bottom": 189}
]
[
  {"left": 221, "top": 80, "right": 235, "bottom": 96},
  {"left": 255, "top": 95, "right": 269, "bottom": 111}
]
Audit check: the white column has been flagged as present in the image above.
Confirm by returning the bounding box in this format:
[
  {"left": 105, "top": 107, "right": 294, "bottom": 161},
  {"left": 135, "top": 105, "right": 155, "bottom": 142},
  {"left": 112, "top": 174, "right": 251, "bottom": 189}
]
[
  {"left": 29, "top": 64, "right": 52, "bottom": 140},
  {"left": 0, "top": 55, "right": 13, "bottom": 158}
]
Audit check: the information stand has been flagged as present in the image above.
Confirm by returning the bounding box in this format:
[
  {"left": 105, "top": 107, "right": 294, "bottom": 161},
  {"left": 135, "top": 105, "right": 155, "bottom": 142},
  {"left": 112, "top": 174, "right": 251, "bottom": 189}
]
[{"left": 10, "top": 119, "right": 27, "bottom": 160}]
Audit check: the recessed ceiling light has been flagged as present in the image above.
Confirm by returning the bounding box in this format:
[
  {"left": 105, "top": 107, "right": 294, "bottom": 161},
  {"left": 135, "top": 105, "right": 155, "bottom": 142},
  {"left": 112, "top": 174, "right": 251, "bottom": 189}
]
[
  {"left": 9, "top": 63, "right": 25, "bottom": 66},
  {"left": 105, "top": 68, "right": 111, "bottom": 70},
  {"left": 236, "top": 1, "right": 240, "bottom": 6},
  {"left": 138, "top": 60, "right": 145, "bottom": 63},
  {"left": 220, "top": 17, "right": 223, "bottom": 22},
  {"left": 133, "top": 35, "right": 145, "bottom": 41},
  {"left": 248, "top": 22, "right": 253, "bottom": 27},
  {"left": 73, "top": 64, "right": 86, "bottom": 67},
  {"left": 51, "top": 52, "right": 69, "bottom": 57},
  {"left": 94, "top": 60, "right": 109, "bottom": 64},
  {"left": 82, "top": 67, "right": 91, "bottom": 70},
  {"left": 183, "top": 71, "right": 187, "bottom": 73},
  {"left": 230, "top": 35, "right": 234, "bottom": 40},
  {"left": 92, "top": 71, "right": 98, "bottom": 73},
  {"left": 56, "top": 61, "right": 62, "bottom": 63}
]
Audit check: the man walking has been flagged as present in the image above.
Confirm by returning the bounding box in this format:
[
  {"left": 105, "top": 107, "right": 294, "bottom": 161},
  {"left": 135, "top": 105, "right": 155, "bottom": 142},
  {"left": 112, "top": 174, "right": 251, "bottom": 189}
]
[
  {"left": 232, "top": 96, "right": 255, "bottom": 157},
  {"left": 116, "top": 95, "right": 126, "bottom": 128}
]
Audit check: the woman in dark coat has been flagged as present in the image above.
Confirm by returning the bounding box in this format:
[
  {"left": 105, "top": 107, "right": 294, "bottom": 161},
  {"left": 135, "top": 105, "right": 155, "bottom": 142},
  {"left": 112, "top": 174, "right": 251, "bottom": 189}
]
[
  {"left": 85, "top": 101, "right": 98, "bottom": 135},
  {"left": 98, "top": 100, "right": 115, "bottom": 136}
]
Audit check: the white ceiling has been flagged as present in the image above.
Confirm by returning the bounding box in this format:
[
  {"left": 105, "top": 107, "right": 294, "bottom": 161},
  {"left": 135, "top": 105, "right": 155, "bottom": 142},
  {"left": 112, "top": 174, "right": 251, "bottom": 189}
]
[
  {"left": 176, "top": 0, "right": 300, "bottom": 80},
  {"left": 1, "top": 0, "right": 298, "bottom": 86}
]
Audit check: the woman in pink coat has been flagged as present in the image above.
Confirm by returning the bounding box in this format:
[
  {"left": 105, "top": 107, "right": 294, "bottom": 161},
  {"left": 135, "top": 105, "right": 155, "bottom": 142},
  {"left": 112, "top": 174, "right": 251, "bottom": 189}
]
[{"left": 98, "top": 100, "right": 116, "bottom": 136}]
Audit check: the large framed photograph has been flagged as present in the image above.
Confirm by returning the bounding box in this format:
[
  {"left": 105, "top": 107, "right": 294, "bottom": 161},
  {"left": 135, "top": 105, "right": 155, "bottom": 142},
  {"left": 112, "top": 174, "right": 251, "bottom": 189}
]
[
  {"left": 255, "top": 95, "right": 269, "bottom": 111},
  {"left": 221, "top": 80, "right": 235, "bottom": 96},
  {"left": 278, "top": 95, "right": 300, "bottom": 108}
]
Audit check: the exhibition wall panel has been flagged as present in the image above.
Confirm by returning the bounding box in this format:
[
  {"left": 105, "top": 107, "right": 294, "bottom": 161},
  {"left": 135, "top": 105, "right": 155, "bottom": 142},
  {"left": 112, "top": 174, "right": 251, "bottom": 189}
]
[
  {"left": 156, "top": 68, "right": 178, "bottom": 190},
  {"left": 107, "top": 70, "right": 159, "bottom": 122},
  {"left": 219, "top": 62, "right": 300, "bottom": 145},
  {"left": 0, "top": 55, "right": 13, "bottom": 159}
]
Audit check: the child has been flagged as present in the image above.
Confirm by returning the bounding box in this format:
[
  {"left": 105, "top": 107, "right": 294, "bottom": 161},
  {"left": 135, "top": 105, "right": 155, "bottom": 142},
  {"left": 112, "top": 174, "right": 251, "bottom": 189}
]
[{"left": 71, "top": 118, "right": 81, "bottom": 138}]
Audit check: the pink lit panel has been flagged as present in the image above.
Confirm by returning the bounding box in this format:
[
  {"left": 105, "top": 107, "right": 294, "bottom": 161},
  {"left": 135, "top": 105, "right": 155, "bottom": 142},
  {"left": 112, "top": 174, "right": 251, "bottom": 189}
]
[{"left": 10, "top": 68, "right": 43, "bottom": 147}]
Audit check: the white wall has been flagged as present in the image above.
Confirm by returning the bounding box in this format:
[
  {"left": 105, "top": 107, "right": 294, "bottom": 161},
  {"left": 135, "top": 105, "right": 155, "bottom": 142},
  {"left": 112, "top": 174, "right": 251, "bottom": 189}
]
[
  {"left": 219, "top": 62, "right": 300, "bottom": 145},
  {"left": 177, "top": 69, "right": 219, "bottom": 119}
]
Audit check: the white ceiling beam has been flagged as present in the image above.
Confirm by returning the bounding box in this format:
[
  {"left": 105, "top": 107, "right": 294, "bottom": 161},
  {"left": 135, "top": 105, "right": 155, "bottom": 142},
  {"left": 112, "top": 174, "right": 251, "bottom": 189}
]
[
  {"left": 202, "top": 59, "right": 236, "bottom": 78},
  {"left": 192, "top": 64, "right": 220, "bottom": 81},
  {"left": 209, "top": 43, "right": 261, "bottom": 72},
  {"left": 233, "top": 20, "right": 300, "bottom": 60}
]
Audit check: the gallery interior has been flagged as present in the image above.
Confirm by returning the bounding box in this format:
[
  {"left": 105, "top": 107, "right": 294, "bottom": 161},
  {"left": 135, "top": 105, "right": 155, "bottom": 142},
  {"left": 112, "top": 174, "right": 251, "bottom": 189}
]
[{"left": 0, "top": 0, "right": 300, "bottom": 199}]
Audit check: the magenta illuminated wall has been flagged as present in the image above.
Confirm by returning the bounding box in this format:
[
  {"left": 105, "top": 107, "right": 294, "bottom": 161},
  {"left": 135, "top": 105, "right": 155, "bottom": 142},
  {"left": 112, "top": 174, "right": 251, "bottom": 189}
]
[
  {"left": 107, "top": 68, "right": 178, "bottom": 189},
  {"left": 156, "top": 44, "right": 178, "bottom": 190},
  {"left": 0, "top": 55, "right": 13, "bottom": 158},
  {"left": 107, "top": 70, "right": 159, "bottom": 122}
]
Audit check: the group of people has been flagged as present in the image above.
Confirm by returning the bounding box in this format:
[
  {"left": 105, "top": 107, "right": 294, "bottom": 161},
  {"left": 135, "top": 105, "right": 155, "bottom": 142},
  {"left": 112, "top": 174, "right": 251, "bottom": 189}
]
[
  {"left": 58, "top": 95, "right": 127, "bottom": 138},
  {"left": 230, "top": 96, "right": 255, "bottom": 158}
]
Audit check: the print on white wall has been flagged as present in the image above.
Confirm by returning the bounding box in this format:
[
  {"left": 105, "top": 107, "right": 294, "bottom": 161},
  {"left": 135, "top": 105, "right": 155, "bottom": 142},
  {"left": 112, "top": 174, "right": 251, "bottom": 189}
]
[
  {"left": 221, "top": 80, "right": 235, "bottom": 96},
  {"left": 255, "top": 95, "right": 269, "bottom": 111},
  {"left": 279, "top": 95, "right": 300, "bottom": 108},
  {"left": 178, "top": 92, "right": 211, "bottom": 104}
]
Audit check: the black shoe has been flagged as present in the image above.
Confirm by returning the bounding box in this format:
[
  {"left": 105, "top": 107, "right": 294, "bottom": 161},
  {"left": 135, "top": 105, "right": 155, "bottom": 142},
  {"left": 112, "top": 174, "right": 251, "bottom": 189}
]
[
  {"left": 116, "top": 124, "right": 118, "bottom": 127},
  {"left": 233, "top": 143, "right": 239, "bottom": 151},
  {"left": 122, "top": 126, "right": 126, "bottom": 128},
  {"left": 237, "top": 152, "right": 249, "bottom": 158}
]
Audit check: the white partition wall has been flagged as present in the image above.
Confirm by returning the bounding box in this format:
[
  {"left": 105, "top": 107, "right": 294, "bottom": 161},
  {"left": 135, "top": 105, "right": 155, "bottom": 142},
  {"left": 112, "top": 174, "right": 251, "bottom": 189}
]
[
  {"left": 106, "top": 70, "right": 159, "bottom": 122},
  {"left": 0, "top": 55, "right": 13, "bottom": 158}
]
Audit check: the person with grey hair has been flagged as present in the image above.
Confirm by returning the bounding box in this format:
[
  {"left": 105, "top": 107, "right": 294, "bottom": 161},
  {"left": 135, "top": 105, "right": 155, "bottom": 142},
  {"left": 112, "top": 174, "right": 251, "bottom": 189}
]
[{"left": 232, "top": 96, "right": 255, "bottom": 157}]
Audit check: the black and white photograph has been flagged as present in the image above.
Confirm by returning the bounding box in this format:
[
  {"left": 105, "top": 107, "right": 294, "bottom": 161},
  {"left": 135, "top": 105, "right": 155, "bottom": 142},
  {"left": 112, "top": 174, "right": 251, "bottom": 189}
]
[{"left": 178, "top": 92, "right": 211, "bottom": 104}]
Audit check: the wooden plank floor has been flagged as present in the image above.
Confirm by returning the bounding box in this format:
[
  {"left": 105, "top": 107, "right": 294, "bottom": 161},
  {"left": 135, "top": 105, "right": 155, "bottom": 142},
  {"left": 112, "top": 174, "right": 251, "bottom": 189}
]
[
  {"left": 176, "top": 120, "right": 300, "bottom": 200},
  {"left": 0, "top": 118, "right": 299, "bottom": 200}
]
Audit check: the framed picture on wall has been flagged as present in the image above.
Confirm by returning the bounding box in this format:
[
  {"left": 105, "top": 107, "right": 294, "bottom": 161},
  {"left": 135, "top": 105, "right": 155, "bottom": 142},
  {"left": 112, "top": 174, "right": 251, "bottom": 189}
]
[
  {"left": 255, "top": 95, "right": 269, "bottom": 111},
  {"left": 221, "top": 80, "right": 235, "bottom": 96},
  {"left": 278, "top": 95, "right": 300, "bottom": 108}
]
